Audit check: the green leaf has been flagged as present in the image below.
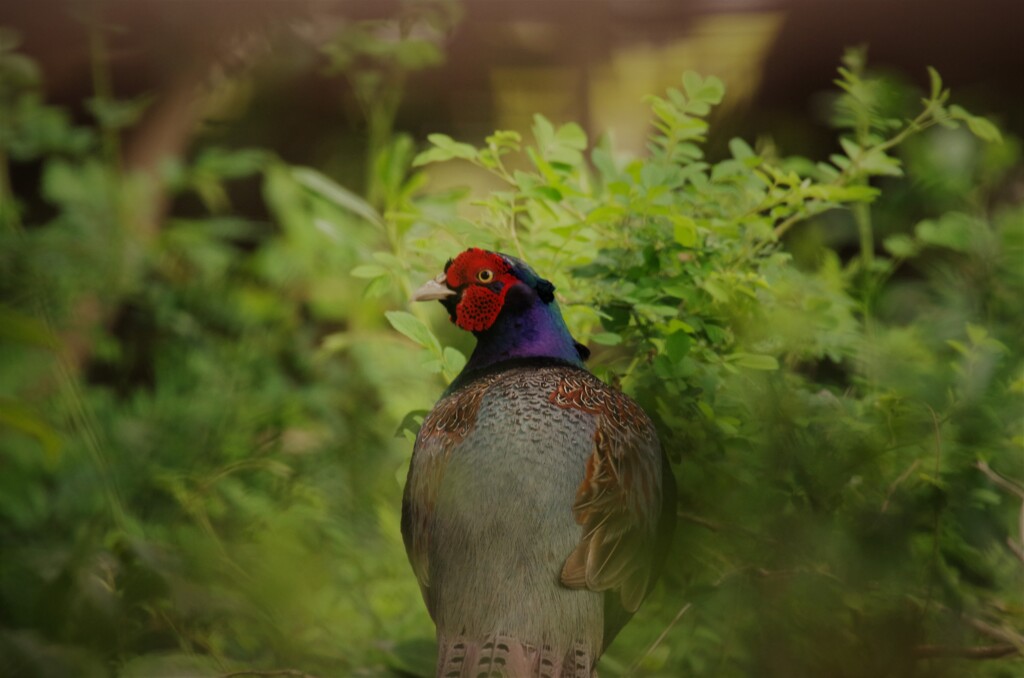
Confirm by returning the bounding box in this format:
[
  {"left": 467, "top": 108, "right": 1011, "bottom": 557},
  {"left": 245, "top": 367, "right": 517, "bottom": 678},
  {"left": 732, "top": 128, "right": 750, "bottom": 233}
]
[
  {"left": 530, "top": 185, "right": 563, "bottom": 202},
  {"left": 729, "top": 137, "right": 756, "bottom": 161},
  {"left": 372, "top": 251, "right": 403, "bottom": 267},
  {"left": 965, "top": 323, "right": 988, "bottom": 346},
  {"left": 701, "top": 278, "right": 729, "bottom": 303},
  {"left": 947, "top": 105, "right": 1002, "bottom": 142},
  {"left": 0, "top": 305, "right": 54, "bottom": 348},
  {"left": 840, "top": 137, "right": 903, "bottom": 177},
  {"left": 882, "top": 234, "right": 919, "bottom": 258},
  {"left": 946, "top": 339, "right": 969, "bottom": 357},
  {"left": 427, "top": 133, "right": 476, "bottom": 157},
  {"left": 486, "top": 130, "right": 522, "bottom": 151},
  {"left": 413, "top": 147, "right": 454, "bottom": 167},
  {"left": 195, "top": 147, "right": 269, "bottom": 178},
  {"left": 970, "top": 488, "right": 1001, "bottom": 506},
  {"left": 363, "top": 274, "right": 393, "bottom": 299},
  {"left": 839, "top": 137, "right": 861, "bottom": 160},
  {"left": 41, "top": 158, "right": 108, "bottom": 208},
  {"left": 421, "top": 357, "right": 444, "bottom": 374},
  {"left": 532, "top": 115, "right": 587, "bottom": 166},
  {"left": 682, "top": 71, "right": 725, "bottom": 105},
  {"left": 293, "top": 167, "right": 384, "bottom": 227},
  {"left": 926, "top": 66, "right": 943, "bottom": 100},
  {"left": 961, "top": 114, "right": 1002, "bottom": 143},
  {"left": 85, "top": 95, "right": 152, "bottom": 130},
  {"left": 808, "top": 184, "right": 880, "bottom": 203},
  {"left": 730, "top": 353, "right": 779, "bottom": 370},
  {"left": 385, "top": 311, "right": 441, "bottom": 354},
  {"left": 0, "top": 397, "right": 61, "bottom": 463},
  {"left": 665, "top": 332, "right": 692, "bottom": 362},
  {"left": 350, "top": 264, "right": 389, "bottom": 279},
  {"left": 412, "top": 134, "right": 478, "bottom": 167},
  {"left": 555, "top": 122, "right": 588, "bottom": 151},
  {"left": 591, "top": 332, "right": 622, "bottom": 346},
  {"left": 394, "top": 410, "right": 429, "bottom": 438},
  {"left": 672, "top": 215, "right": 698, "bottom": 248},
  {"left": 862, "top": 149, "right": 903, "bottom": 177},
  {"left": 532, "top": 114, "right": 555, "bottom": 149},
  {"left": 443, "top": 346, "right": 467, "bottom": 374},
  {"left": 915, "top": 213, "right": 975, "bottom": 252}
]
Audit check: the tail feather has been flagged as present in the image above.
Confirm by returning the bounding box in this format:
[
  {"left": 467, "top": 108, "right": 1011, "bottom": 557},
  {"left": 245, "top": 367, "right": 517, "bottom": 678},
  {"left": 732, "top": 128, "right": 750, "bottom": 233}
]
[{"left": 437, "top": 633, "right": 595, "bottom": 678}]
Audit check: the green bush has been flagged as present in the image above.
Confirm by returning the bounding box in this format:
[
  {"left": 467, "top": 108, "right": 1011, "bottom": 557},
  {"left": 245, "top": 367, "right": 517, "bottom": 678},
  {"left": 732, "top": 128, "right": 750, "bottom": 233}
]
[
  {"left": 0, "top": 10, "right": 1020, "bottom": 678},
  {"left": 365, "top": 47, "right": 1022, "bottom": 678}
]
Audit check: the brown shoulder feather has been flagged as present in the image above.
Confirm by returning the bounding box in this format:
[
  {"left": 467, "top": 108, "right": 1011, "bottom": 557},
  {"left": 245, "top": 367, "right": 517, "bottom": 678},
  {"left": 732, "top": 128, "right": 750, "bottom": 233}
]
[
  {"left": 549, "top": 372, "right": 664, "bottom": 612},
  {"left": 401, "top": 373, "right": 500, "bottom": 615}
]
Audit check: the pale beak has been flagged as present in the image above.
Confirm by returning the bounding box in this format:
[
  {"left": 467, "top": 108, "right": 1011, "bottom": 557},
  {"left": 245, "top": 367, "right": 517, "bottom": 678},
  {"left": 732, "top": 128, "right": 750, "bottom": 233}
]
[{"left": 412, "top": 274, "right": 456, "bottom": 302}]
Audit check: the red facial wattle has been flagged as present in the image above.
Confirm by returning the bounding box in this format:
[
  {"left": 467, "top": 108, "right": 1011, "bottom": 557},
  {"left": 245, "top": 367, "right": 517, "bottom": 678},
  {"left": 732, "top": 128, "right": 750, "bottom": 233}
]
[
  {"left": 455, "top": 285, "right": 507, "bottom": 332},
  {"left": 443, "top": 248, "right": 519, "bottom": 333}
]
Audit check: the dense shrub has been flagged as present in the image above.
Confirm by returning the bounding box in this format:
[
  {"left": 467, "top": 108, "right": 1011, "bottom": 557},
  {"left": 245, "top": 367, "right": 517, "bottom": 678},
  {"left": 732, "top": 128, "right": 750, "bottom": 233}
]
[{"left": 0, "top": 12, "right": 1020, "bottom": 678}]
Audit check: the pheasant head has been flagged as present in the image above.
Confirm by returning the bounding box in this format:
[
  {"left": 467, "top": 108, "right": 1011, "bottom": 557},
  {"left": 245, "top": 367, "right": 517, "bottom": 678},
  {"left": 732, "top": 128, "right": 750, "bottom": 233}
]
[{"left": 413, "top": 248, "right": 589, "bottom": 379}]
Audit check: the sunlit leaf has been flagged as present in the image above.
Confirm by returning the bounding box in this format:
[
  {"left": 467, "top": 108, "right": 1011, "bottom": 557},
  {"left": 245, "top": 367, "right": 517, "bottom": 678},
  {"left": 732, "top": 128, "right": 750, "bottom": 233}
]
[
  {"left": 386, "top": 310, "right": 442, "bottom": 354},
  {"left": 351, "top": 264, "right": 389, "bottom": 279},
  {"left": 729, "top": 352, "right": 779, "bottom": 370},
  {"left": 0, "top": 397, "right": 61, "bottom": 462},
  {"left": 293, "top": 166, "right": 385, "bottom": 227},
  {"left": 443, "top": 346, "right": 467, "bottom": 374}
]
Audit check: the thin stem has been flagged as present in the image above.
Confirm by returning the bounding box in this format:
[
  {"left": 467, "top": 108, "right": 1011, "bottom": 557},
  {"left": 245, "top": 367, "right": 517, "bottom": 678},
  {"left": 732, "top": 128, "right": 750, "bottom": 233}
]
[
  {"left": 625, "top": 602, "right": 692, "bottom": 676},
  {"left": 88, "top": 20, "right": 121, "bottom": 170},
  {"left": 922, "top": 406, "right": 945, "bottom": 622},
  {"left": 508, "top": 193, "right": 525, "bottom": 259},
  {"left": 913, "top": 644, "right": 1018, "bottom": 660},
  {"left": 0, "top": 148, "right": 21, "bottom": 233},
  {"left": 881, "top": 459, "right": 922, "bottom": 514},
  {"left": 975, "top": 460, "right": 1024, "bottom": 499},
  {"left": 855, "top": 201, "right": 873, "bottom": 271},
  {"left": 736, "top": 99, "right": 945, "bottom": 271}
]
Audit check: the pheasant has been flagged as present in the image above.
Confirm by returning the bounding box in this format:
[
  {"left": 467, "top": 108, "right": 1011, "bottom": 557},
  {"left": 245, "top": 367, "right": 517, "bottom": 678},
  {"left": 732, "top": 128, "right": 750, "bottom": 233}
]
[{"left": 403, "top": 248, "right": 676, "bottom": 677}]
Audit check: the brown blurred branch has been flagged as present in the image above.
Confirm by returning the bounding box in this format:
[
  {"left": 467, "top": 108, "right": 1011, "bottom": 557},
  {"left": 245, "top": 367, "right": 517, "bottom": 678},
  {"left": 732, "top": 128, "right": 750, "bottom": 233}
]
[
  {"left": 913, "top": 644, "right": 1018, "bottom": 659},
  {"left": 881, "top": 458, "right": 921, "bottom": 513},
  {"left": 625, "top": 602, "right": 692, "bottom": 677},
  {"left": 1007, "top": 537, "right": 1024, "bottom": 566},
  {"left": 964, "top": 615, "right": 1024, "bottom": 652},
  {"left": 712, "top": 564, "right": 842, "bottom": 588},
  {"left": 678, "top": 511, "right": 776, "bottom": 543},
  {"left": 220, "top": 670, "right": 319, "bottom": 678},
  {"left": 923, "top": 406, "right": 945, "bottom": 620},
  {"left": 927, "top": 605, "right": 1024, "bottom": 660},
  {"left": 976, "top": 461, "right": 1024, "bottom": 566},
  {"left": 976, "top": 460, "right": 1024, "bottom": 500},
  {"left": 679, "top": 511, "right": 723, "bottom": 531}
]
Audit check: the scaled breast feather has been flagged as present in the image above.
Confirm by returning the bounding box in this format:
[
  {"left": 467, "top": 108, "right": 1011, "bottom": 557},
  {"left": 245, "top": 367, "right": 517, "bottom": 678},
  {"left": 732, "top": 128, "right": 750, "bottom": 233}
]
[{"left": 402, "top": 372, "right": 502, "bottom": 597}]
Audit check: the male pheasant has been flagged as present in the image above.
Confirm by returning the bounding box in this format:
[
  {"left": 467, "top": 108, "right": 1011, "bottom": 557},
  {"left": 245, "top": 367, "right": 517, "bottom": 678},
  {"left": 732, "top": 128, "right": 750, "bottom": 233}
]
[{"left": 403, "top": 248, "right": 676, "bottom": 677}]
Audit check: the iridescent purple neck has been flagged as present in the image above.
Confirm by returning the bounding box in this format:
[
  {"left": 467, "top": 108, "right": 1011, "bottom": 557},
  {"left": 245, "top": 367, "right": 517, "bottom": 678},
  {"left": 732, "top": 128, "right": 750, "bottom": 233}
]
[{"left": 462, "top": 284, "right": 584, "bottom": 376}]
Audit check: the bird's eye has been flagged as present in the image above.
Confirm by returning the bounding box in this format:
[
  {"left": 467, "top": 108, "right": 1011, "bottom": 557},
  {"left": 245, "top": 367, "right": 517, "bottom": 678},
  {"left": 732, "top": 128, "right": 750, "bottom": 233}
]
[{"left": 477, "top": 269, "right": 494, "bottom": 283}]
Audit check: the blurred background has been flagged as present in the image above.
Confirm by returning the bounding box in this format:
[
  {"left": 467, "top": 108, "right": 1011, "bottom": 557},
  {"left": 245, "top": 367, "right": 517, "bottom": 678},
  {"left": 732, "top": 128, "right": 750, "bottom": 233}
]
[{"left": 0, "top": 1, "right": 1022, "bottom": 677}]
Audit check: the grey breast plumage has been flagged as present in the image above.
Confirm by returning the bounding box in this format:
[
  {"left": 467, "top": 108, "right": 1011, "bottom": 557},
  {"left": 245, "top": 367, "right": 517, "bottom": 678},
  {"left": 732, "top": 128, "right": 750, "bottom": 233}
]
[{"left": 402, "top": 363, "right": 667, "bottom": 678}]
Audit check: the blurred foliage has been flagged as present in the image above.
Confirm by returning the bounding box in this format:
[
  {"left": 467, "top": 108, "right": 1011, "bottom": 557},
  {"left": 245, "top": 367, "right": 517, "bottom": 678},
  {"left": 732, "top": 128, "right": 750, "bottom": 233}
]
[
  {"left": 381, "top": 47, "right": 1024, "bottom": 678},
  {"left": 0, "top": 5, "right": 1022, "bottom": 678}
]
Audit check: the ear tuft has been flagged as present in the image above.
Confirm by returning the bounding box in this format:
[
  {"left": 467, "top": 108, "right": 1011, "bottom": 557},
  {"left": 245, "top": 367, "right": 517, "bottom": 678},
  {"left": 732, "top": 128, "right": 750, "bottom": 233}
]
[
  {"left": 574, "top": 342, "right": 591, "bottom": 362},
  {"left": 536, "top": 279, "right": 555, "bottom": 304}
]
